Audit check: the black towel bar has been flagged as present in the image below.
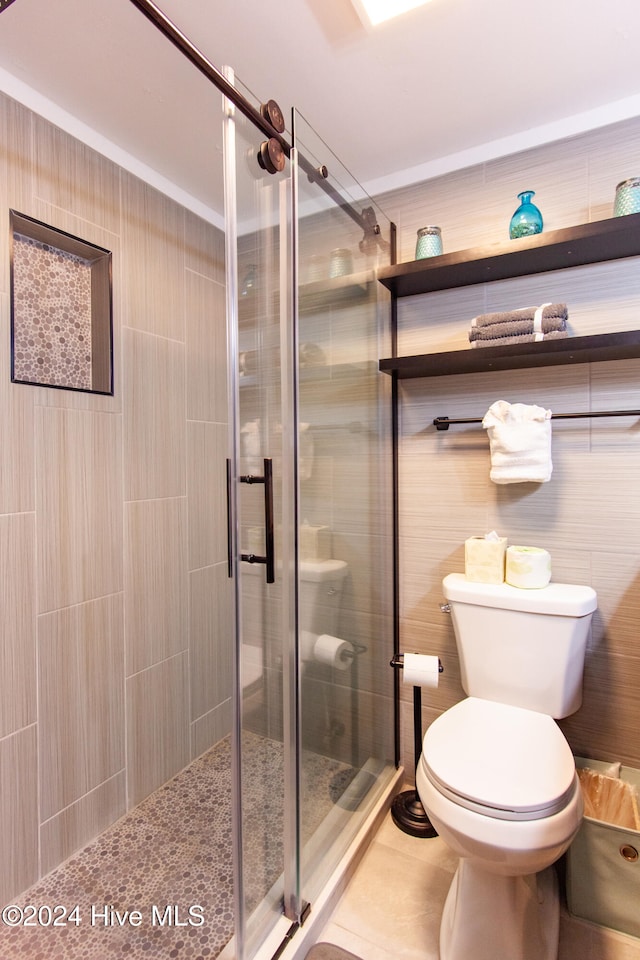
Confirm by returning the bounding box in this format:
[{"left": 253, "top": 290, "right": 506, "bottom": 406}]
[{"left": 433, "top": 409, "right": 640, "bottom": 431}]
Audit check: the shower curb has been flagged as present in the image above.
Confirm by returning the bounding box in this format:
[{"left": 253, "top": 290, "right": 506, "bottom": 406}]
[{"left": 276, "top": 766, "right": 404, "bottom": 960}]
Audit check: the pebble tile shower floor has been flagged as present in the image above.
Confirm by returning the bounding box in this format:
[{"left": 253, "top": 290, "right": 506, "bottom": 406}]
[{"left": 0, "top": 733, "right": 353, "bottom": 960}]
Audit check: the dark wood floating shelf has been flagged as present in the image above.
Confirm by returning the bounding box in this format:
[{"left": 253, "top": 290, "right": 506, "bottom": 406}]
[
  {"left": 377, "top": 212, "right": 640, "bottom": 298},
  {"left": 379, "top": 330, "right": 640, "bottom": 379}
]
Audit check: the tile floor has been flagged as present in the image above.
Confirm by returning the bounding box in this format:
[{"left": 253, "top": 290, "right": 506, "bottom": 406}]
[
  {"left": 316, "top": 810, "right": 640, "bottom": 960},
  {"left": 0, "top": 734, "right": 353, "bottom": 960}
]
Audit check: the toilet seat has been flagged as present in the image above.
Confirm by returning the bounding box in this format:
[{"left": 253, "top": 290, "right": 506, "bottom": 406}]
[{"left": 422, "top": 697, "right": 577, "bottom": 822}]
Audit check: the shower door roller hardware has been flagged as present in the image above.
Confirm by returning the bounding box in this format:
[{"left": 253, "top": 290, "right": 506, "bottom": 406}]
[
  {"left": 359, "top": 205, "right": 384, "bottom": 255},
  {"left": 307, "top": 164, "right": 329, "bottom": 183},
  {"left": 257, "top": 137, "right": 286, "bottom": 175},
  {"left": 260, "top": 99, "right": 286, "bottom": 134},
  {"left": 236, "top": 458, "right": 275, "bottom": 583}
]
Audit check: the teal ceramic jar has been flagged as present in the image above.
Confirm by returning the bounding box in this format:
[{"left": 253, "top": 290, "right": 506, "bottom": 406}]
[
  {"left": 614, "top": 178, "right": 640, "bottom": 216},
  {"left": 415, "top": 226, "right": 443, "bottom": 259}
]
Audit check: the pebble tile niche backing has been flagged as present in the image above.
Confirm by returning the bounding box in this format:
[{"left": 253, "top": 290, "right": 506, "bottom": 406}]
[{"left": 12, "top": 233, "right": 94, "bottom": 390}]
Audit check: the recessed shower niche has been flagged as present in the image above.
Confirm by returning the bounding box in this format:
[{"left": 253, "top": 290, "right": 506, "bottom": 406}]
[{"left": 10, "top": 210, "right": 113, "bottom": 394}]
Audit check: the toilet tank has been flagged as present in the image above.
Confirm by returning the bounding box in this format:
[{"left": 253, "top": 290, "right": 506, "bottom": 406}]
[
  {"left": 300, "top": 559, "right": 348, "bottom": 636},
  {"left": 442, "top": 573, "right": 597, "bottom": 718}
]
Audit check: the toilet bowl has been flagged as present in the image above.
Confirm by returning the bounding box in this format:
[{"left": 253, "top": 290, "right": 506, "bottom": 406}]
[
  {"left": 416, "top": 698, "right": 583, "bottom": 960},
  {"left": 415, "top": 574, "right": 597, "bottom": 960},
  {"left": 417, "top": 698, "right": 583, "bottom": 874}
]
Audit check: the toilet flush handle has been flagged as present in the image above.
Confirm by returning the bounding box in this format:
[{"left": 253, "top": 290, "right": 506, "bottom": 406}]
[{"left": 440, "top": 602, "right": 451, "bottom": 614}]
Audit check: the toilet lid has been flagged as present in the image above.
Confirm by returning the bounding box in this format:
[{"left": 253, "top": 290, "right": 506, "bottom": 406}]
[{"left": 423, "top": 698, "right": 577, "bottom": 821}]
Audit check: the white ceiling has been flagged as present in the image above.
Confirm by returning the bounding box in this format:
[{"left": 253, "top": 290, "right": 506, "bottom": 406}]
[{"left": 1, "top": 0, "right": 640, "bottom": 221}]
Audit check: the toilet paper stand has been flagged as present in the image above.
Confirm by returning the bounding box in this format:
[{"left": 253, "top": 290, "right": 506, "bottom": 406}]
[{"left": 389, "top": 653, "right": 443, "bottom": 838}]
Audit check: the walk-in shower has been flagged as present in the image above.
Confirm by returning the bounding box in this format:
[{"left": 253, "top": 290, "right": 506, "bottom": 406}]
[{"left": 0, "top": 3, "right": 397, "bottom": 958}]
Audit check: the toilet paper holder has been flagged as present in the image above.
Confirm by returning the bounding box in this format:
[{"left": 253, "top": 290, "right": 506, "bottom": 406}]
[
  {"left": 389, "top": 653, "right": 444, "bottom": 673},
  {"left": 389, "top": 652, "right": 443, "bottom": 839},
  {"left": 339, "top": 640, "right": 368, "bottom": 663}
]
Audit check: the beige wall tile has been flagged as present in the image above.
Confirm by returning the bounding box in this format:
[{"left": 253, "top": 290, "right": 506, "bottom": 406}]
[
  {"left": 126, "top": 652, "right": 190, "bottom": 808},
  {"left": 191, "top": 699, "right": 232, "bottom": 761},
  {"left": 36, "top": 406, "right": 123, "bottom": 612},
  {"left": 33, "top": 116, "right": 121, "bottom": 235},
  {"left": 120, "top": 172, "right": 185, "bottom": 341},
  {"left": 377, "top": 164, "right": 487, "bottom": 265},
  {"left": 485, "top": 259, "right": 640, "bottom": 338},
  {"left": 0, "top": 725, "right": 38, "bottom": 905},
  {"left": 483, "top": 137, "right": 590, "bottom": 235},
  {"left": 123, "top": 328, "right": 185, "bottom": 501},
  {"left": 400, "top": 451, "right": 490, "bottom": 545},
  {"left": 0, "top": 513, "right": 36, "bottom": 740},
  {"left": 589, "top": 358, "right": 640, "bottom": 445},
  {"left": 0, "top": 295, "right": 34, "bottom": 514},
  {"left": 40, "top": 771, "right": 126, "bottom": 877},
  {"left": 590, "top": 552, "right": 640, "bottom": 660},
  {"left": 397, "top": 284, "right": 488, "bottom": 357},
  {"left": 190, "top": 563, "right": 233, "bottom": 722},
  {"left": 187, "top": 421, "right": 228, "bottom": 570},
  {"left": 125, "top": 497, "right": 188, "bottom": 676},
  {"left": 585, "top": 116, "right": 640, "bottom": 223},
  {"left": 0, "top": 93, "right": 33, "bottom": 296},
  {"left": 38, "top": 594, "right": 125, "bottom": 821},
  {"left": 560, "top": 649, "right": 640, "bottom": 770},
  {"left": 186, "top": 269, "right": 227, "bottom": 424},
  {"left": 184, "top": 208, "right": 225, "bottom": 286}
]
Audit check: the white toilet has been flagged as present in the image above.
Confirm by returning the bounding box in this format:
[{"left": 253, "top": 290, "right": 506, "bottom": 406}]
[
  {"left": 300, "top": 559, "right": 349, "bottom": 638},
  {"left": 241, "top": 558, "right": 349, "bottom": 688},
  {"left": 299, "top": 558, "right": 349, "bottom": 664},
  {"left": 416, "top": 572, "right": 597, "bottom": 960}
]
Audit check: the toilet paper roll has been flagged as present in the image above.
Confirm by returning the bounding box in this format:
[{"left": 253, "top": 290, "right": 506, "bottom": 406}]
[
  {"left": 505, "top": 545, "right": 551, "bottom": 589},
  {"left": 300, "top": 630, "right": 317, "bottom": 662},
  {"left": 403, "top": 653, "right": 440, "bottom": 688},
  {"left": 313, "top": 633, "right": 353, "bottom": 670}
]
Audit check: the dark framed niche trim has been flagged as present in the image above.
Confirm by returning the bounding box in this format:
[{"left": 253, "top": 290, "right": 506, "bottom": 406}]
[{"left": 10, "top": 210, "right": 113, "bottom": 395}]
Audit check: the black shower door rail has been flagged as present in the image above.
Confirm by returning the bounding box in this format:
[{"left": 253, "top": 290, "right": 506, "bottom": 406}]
[{"left": 127, "top": 0, "right": 374, "bottom": 236}]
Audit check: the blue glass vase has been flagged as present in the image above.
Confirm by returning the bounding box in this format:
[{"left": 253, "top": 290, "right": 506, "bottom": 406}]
[{"left": 509, "top": 190, "right": 543, "bottom": 239}]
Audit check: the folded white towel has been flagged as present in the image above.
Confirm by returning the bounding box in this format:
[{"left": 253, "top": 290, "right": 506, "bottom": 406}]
[{"left": 482, "top": 400, "right": 553, "bottom": 484}]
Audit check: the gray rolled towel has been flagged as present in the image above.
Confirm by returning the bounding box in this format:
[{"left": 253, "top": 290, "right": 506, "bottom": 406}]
[
  {"left": 469, "top": 316, "right": 566, "bottom": 341},
  {"left": 471, "top": 330, "right": 569, "bottom": 348},
  {"left": 471, "top": 303, "right": 568, "bottom": 329}
]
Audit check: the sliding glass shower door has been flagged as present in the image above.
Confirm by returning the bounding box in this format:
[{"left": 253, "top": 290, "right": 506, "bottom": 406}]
[
  {"left": 224, "top": 79, "right": 395, "bottom": 960},
  {"left": 224, "top": 74, "right": 299, "bottom": 959},
  {"left": 291, "top": 111, "right": 396, "bottom": 909}
]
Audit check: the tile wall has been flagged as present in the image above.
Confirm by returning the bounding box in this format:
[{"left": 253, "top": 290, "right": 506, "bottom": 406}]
[
  {"left": 375, "top": 115, "right": 640, "bottom": 777},
  {"left": 0, "top": 92, "right": 231, "bottom": 904}
]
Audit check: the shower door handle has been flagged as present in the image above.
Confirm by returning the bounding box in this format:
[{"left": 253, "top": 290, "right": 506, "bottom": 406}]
[
  {"left": 234, "top": 457, "right": 275, "bottom": 584},
  {"left": 226, "top": 458, "right": 233, "bottom": 578}
]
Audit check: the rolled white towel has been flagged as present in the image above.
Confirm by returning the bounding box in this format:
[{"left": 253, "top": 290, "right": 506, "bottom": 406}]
[{"left": 482, "top": 400, "right": 552, "bottom": 484}]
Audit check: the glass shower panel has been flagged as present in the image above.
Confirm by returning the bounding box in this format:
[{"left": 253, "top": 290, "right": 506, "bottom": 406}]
[
  {"left": 292, "top": 112, "right": 396, "bottom": 906},
  {"left": 224, "top": 76, "right": 299, "bottom": 958},
  {"left": 225, "top": 83, "right": 397, "bottom": 960}
]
